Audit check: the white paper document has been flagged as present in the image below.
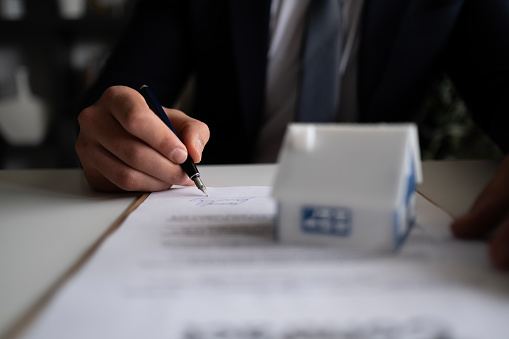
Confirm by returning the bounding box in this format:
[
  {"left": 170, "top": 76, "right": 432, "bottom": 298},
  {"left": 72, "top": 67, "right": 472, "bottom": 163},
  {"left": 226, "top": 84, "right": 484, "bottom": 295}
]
[{"left": 25, "top": 187, "right": 509, "bottom": 339}]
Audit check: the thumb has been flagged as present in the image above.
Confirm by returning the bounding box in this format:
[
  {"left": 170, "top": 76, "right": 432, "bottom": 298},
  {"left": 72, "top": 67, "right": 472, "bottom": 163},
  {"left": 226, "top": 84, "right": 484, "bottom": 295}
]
[
  {"left": 451, "top": 191, "right": 508, "bottom": 239},
  {"left": 490, "top": 218, "right": 509, "bottom": 270},
  {"left": 451, "top": 156, "right": 509, "bottom": 239}
]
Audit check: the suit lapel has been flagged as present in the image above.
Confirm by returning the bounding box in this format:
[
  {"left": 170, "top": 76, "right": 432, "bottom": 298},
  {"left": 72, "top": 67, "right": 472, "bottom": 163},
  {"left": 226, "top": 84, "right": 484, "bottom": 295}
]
[{"left": 229, "top": 0, "right": 271, "bottom": 142}]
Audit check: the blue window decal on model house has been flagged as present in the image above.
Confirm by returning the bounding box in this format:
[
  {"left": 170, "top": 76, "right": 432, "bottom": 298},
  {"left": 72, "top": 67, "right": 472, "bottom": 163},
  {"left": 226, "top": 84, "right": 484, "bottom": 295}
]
[
  {"left": 394, "top": 155, "right": 417, "bottom": 249},
  {"left": 301, "top": 206, "right": 352, "bottom": 236},
  {"left": 406, "top": 157, "right": 417, "bottom": 228}
]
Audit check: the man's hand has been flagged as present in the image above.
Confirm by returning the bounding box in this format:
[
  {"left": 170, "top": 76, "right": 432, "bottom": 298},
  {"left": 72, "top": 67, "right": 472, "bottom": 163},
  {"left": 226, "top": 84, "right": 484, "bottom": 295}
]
[
  {"left": 451, "top": 155, "right": 509, "bottom": 271},
  {"left": 76, "top": 85, "right": 209, "bottom": 192}
]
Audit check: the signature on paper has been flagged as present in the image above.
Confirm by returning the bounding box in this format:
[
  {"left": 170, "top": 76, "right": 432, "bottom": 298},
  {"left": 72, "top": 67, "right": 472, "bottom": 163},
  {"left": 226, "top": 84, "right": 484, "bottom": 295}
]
[{"left": 190, "top": 197, "right": 254, "bottom": 207}]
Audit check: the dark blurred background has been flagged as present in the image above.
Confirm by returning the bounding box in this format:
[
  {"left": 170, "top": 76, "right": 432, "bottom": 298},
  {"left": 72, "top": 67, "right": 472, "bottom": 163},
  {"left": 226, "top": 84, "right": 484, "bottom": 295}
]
[
  {"left": 0, "top": 0, "right": 136, "bottom": 169},
  {"left": 0, "top": 0, "right": 503, "bottom": 170}
]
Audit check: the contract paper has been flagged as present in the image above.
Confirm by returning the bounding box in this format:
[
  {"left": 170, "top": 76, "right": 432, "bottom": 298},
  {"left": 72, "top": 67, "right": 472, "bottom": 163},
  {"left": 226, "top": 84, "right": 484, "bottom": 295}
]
[{"left": 25, "top": 187, "right": 509, "bottom": 339}]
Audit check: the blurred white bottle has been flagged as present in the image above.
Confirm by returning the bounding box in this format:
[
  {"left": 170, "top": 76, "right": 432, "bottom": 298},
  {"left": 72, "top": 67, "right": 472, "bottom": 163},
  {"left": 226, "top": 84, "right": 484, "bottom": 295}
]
[
  {"left": 0, "top": 0, "right": 24, "bottom": 20},
  {"left": 0, "top": 67, "right": 49, "bottom": 146},
  {"left": 57, "top": 0, "right": 86, "bottom": 19}
]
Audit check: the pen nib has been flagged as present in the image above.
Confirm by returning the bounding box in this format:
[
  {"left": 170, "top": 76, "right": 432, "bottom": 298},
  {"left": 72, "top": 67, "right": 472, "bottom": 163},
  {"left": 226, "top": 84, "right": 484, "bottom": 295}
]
[{"left": 192, "top": 176, "right": 208, "bottom": 196}]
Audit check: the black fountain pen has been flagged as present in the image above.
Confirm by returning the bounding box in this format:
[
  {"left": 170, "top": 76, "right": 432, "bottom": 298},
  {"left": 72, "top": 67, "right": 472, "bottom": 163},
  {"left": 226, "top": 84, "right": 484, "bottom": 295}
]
[{"left": 140, "top": 85, "right": 208, "bottom": 196}]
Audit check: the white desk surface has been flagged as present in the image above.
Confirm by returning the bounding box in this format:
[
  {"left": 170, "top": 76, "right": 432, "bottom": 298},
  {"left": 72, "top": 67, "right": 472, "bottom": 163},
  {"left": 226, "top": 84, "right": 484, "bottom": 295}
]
[{"left": 0, "top": 160, "right": 499, "bottom": 338}]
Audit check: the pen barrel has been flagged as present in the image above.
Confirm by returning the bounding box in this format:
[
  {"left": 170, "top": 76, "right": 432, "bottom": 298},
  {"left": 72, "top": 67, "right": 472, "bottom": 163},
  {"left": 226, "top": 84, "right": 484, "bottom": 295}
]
[
  {"left": 140, "top": 85, "right": 179, "bottom": 135},
  {"left": 140, "top": 85, "right": 203, "bottom": 185},
  {"left": 181, "top": 155, "right": 199, "bottom": 178}
]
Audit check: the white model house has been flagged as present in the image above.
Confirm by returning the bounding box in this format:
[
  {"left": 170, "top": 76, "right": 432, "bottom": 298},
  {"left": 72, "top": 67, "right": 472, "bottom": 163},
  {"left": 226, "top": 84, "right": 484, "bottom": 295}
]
[{"left": 273, "top": 123, "right": 422, "bottom": 252}]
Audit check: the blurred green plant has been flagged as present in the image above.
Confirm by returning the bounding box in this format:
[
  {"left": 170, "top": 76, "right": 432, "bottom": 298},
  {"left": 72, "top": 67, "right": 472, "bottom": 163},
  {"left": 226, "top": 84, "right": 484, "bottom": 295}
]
[{"left": 418, "top": 74, "right": 504, "bottom": 160}]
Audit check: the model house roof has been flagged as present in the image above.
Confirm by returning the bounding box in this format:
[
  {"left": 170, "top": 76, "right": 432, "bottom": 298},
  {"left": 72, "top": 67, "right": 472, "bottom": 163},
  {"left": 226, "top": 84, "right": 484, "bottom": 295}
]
[{"left": 273, "top": 123, "right": 422, "bottom": 208}]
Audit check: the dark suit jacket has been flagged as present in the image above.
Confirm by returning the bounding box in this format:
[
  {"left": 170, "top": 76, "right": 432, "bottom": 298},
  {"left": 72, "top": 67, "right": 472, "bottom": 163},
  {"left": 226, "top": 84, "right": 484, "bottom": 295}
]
[{"left": 83, "top": 0, "right": 509, "bottom": 164}]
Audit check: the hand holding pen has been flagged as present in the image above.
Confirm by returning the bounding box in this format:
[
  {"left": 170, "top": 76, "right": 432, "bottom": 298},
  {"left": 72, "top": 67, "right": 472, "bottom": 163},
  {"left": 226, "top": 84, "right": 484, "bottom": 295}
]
[
  {"left": 140, "top": 85, "right": 208, "bottom": 195},
  {"left": 76, "top": 85, "right": 210, "bottom": 192}
]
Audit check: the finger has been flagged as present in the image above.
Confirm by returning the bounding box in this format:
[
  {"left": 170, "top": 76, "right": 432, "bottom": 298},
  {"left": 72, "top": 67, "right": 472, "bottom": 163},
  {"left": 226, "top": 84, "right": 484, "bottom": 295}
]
[
  {"left": 86, "top": 143, "right": 175, "bottom": 192},
  {"left": 101, "top": 86, "right": 189, "bottom": 164},
  {"left": 94, "top": 112, "right": 192, "bottom": 187},
  {"left": 451, "top": 204, "right": 506, "bottom": 240},
  {"left": 451, "top": 157, "right": 509, "bottom": 239},
  {"left": 82, "top": 167, "right": 124, "bottom": 192},
  {"left": 490, "top": 218, "right": 509, "bottom": 271},
  {"left": 166, "top": 108, "right": 210, "bottom": 163}
]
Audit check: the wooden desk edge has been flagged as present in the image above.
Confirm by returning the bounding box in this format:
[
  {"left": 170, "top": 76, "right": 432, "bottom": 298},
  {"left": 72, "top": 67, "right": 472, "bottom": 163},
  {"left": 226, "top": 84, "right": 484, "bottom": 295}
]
[{"left": 2, "top": 193, "right": 149, "bottom": 339}]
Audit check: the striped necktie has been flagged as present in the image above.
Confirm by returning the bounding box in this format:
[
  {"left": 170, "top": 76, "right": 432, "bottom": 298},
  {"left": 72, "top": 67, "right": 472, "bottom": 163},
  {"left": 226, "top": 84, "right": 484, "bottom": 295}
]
[{"left": 297, "top": 0, "right": 342, "bottom": 122}]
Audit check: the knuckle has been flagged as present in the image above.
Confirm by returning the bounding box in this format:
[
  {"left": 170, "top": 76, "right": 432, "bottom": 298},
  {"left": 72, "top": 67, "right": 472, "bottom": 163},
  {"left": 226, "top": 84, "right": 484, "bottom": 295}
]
[
  {"left": 196, "top": 120, "right": 210, "bottom": 139},
  {"left": 114, "top": 168, "right": 141, "bottom": 191},
  {"left": 122, "top": 107, "right": 144, "bottom": 132},
  {"left": 122, "top": 143, "right": 145, "bottom": 168},
  {"left": 181, "top": 118, "right": 210, "bottom": 144},
  {"left": 74, "top": 137, "right": 85, "bottom": 156},
  {"left": 159, "top": 134, "right": 178, "bottom": 153},
  {"left": 75, "top": 134, "right": 93, "bottom": 158},
  {"left": 102, "top": 85, "right": 122, "bottom": 100},
  {"left": 77, "top": 107, "right": 94, "bottom": 129}
]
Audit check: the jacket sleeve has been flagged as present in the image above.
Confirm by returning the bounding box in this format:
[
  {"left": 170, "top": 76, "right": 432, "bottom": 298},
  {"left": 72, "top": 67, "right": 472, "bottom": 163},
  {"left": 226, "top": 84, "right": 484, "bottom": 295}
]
[
  {"left": 79, "top": 0, "right": 192, "bottom": 111},
  {"left": 446, "top": 0, "right": 509, "bottom": 153}
]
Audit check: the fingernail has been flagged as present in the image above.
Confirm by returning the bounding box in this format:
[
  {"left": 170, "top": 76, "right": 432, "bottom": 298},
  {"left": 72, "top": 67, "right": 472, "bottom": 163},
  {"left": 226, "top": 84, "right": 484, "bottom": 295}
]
[
  {"left": 193, "top": 139, "right": 204, "bottom": 163},
  {"left": 195, "top": 138, "right": 204, "bottom": 153},
  {"left": 170, "top": 148, "right": 187, "bottom": 164}
]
